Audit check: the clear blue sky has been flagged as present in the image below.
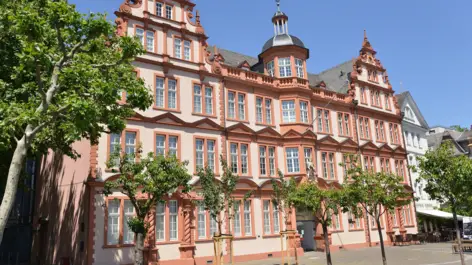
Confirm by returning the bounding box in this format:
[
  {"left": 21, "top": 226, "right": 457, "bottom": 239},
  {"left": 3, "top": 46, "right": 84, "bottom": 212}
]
[{"left": 70, "top": 0, "right": 471, "bottom": 129}]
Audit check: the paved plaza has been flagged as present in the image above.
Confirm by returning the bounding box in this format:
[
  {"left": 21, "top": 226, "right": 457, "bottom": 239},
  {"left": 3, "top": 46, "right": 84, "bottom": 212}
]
[{"left": 238, "top": 243, "right": 472, "bottom": 265}]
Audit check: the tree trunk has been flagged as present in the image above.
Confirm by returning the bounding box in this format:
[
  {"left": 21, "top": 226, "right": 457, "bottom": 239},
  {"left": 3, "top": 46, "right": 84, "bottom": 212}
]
[
  {"left": 376, "top": 217, "right": 387, "bottom": 265},
  {"left": 452, "top": 209, "right": 465, "bottom": 265},
  {"left": 134, "top": 233, "right": 145, "bottom": 265},
  {"left": 322, "top": 224, "right": 332, "bottom": 265},
  {"left": 0, "top": 136, "right": 28, "bottom": 244}
]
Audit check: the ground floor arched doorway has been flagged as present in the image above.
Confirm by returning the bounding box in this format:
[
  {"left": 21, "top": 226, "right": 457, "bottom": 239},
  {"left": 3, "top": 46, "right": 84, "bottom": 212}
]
[{"left": 296, "top": 208, "right": 316, "bottom": 251}]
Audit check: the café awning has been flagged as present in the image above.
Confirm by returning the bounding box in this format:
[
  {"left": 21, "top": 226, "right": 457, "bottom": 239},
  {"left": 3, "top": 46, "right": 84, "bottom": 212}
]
[{"left": 417, "top": 209, "right": 464, "bottom": 221}]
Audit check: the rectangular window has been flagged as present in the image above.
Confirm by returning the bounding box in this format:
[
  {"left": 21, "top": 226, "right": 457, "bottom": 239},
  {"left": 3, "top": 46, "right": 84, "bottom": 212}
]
[
  {"left": 348, "top": 210, "right": 362, "bottom": 230},
  {"left": 107, "top": 200, "right": 120, "bottom": 245},
  {"left": 385, "top": 94, "right": 391, "bottom": 109},
  {"left": 184, "top": 40, "right": 191, "bottom": 61},
  {"left": 195, "top": 138, "right": 216, "bottom": 172},
  {"left": 228, "top": 92, "right": 235, "bottom": 119},
  {"left": 204, "top": 87, "right": 213, "bottom": 115},
  {"left": 256, "top": 97, "right": 263, "bottom": 123},
  {"left": 136, "top": 28, "right": 144, "bottom": 46},
  {"left": 338, "top": 113, "right": 351, "bottom": 137},
  {"left": 329, "top": 209, "right": 341, "bottom": 231},
  {"left": 230, "top": 142, "right": 249, "bottom": 175},
  {"left": 155, "top": 77, "right": 165, "bottom": 108},
  {"left": 278, "top": 57, "right": 292, "bottom": 77},
  {"left": 197, "top": 205, "right": 206, "bottom": 239},
  {"left": 156, "top": 2, "right": 163, "bottom": 17},
  {"left": 268, "top": 147, "right": 276, "bottom": 176},
  {"left": 295, "top": 58, "right": 304, "bottom": 78},
  {"left": 146, "top": 30, "right": 155, "bottom": 52},
  {"left": 364, "top": 156, "right": 375, "bottom": 172},
  {"left": 227, "top": 91, "right": 246, "bottom": 120},
  {"left": 166, "top": 5, "right": 173, "bottom": 19},
  {"left": 233, "top": 201, "right": 241, "bottom": 236},
  {"left": 174, "top": 38, "right": 181, "bottom": 59},
  {"left": 375, "top": 91, "right": 381, "bottom": 106},
  {"left": 123, "top": 200, "right": 135, "bottom": 244},
  {"left": 393, "top": 209, "right": 398, "bottom": 227},
  {"left": 359, "top": 117, "right": 370, "bottom": 139},
  {"left": 244, "top": 201, "right": 252, "bottom": 236},
  {"left": 403, "top": 204, "right": 412, "bottom": 226},
  {"left": 265, "top": 99, "right": 272, "bottom": 124},
  {"left": 380, "top": 158, "right": 391, "bottom": 173},
  {"left": 282, "top": 100, "right": 296, "bottom": 123},
  {"left": 109, "top": 133, "right": 121, "bottom": 165},
  {"left": 300, "top": 101, "right": 309, "bottom": 123},
  {"left": 195, "top": 139, "right": 204, "bottom": 170},
  {"left": 193, "top": 84, "right": 202, "bottom": 113},
  {"left": 304, "top": 147, "right": 313, "bottom": 171},
  {"left": 210, "top": 217, "right": 218, "bottom": 237},
  {"left": 155, "top": 134, "right": 179, "bottom": 158},
  {"left": 360, "top": 87, "right": 367, "bottom": 104},
  {"left": 395, "top": 160, "right": 406, "bottom": 181},
  {"left": 259, "top": 146, "right": 267, "bottom": 176},
  {"left": 286, "top": 147, "right": 300, "bottom": 173},
  {"left": 263, "top": 201, "right": 271, "bottom": 234},
  {"left": 256, "top": 97, "right": 273, "bottom": 125},
  {"left": 238, "top": 94, "right": 246, "bottom": 120},
  {"left": 273, "top": 202, "right": 280, "bottom": 233},
  {"left": 317, "top": 109, "right": 331, "bottom": 133},
  {"left": 156, "top": 202, "right": 165, "bottom": 241},
  {"left": 125, "top": 131, "right": 137, "bottom": 162},
  {"left": 375, "top": 120, "right": 386, "bottom": 142},
  {"left": 321, "top": 152, "right": 336, "bottom": 180},
  {"left": 267, "top": 61, "right": 275, "bottom": 77},
  {"left": 169, "top": 200, "right": 178, "bottom": 240},
  {"left": 167, "top": 79, "right": 177, "bottom": 109},
  {"left": 260, "top": 146, "right": 276, "bottom": 176},
  {"left": 342, "top": 154, "right": 355, "bottom": 179}
]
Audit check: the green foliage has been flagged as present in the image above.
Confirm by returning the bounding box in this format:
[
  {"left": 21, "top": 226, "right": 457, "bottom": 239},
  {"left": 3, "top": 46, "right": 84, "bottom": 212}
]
[
  {"left": 450, "top": 125, "right": 468, "bottom": 132},
  {"left": 104, "top": 148, "right": 191, "bottom": 234},
  {"left": 417, "top": 141, "right": 472, "bottom": 211},
  {"left": 271, "top": 170, "right": 297, "bottom": 226},
  {"left": 290, "top": 180, "right": 346, "bottom": 227},
  {"left": 0, "top": 0, "right": 153, "bottom": 156},
  {"left": 343, "top": 161, "right": 411, "bottom": 221},
  {"left": 196, "top": 156, "right": 252, "bottom": 236}
]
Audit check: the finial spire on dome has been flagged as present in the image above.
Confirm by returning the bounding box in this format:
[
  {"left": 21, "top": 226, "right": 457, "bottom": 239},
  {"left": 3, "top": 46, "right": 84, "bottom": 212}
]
[
  {"left": 360, "top": 29, "right": 376, "bottom": 55},
  {"left": 276, "top": 0, "right": 281, "bottom": 12}
]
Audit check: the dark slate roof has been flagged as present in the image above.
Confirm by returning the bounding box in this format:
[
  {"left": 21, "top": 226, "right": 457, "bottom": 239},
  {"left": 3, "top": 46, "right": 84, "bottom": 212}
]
[
  {"left": 427, "top": 129, "right": 471, "bottom": 155},
  {"left": 315, "top": 60, "right": 353, "bottom": 94},
  {"left": 262, "top": 34, "right": 306, "bottom": 53},
  {"left": 207, "top": 45, "right": 352, "bottom": 93},
  {"left": 396, "top": 91, "right": 429, "bottom": 129}
]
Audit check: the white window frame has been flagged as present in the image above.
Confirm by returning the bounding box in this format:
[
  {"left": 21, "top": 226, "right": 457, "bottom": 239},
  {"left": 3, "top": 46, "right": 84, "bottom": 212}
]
[
  {"left": 278, "top": 57, "right": 292, "bottom": 77},
  {"left": 282, "top": 100, "right": 296, "bottom": 123},
  {"left": 295, "top": 58, "right": 304, "bottom": 78},
  {"left": 267, "top": 61, "right": 275, "bottom": 77},
  {"left": 286, "top": 147, "right": 300, "bottom": 173}
]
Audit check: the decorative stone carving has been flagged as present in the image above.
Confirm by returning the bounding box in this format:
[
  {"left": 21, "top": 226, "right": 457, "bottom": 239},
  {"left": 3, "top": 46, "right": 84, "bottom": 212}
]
[{"left": 115, "top": 17, "right": 127, "bottom": 37}]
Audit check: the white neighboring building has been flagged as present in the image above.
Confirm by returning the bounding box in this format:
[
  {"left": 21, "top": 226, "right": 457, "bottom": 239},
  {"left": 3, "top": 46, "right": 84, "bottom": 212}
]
[{"left": 396, "top": 92, "right": 440, "bottom": 212}]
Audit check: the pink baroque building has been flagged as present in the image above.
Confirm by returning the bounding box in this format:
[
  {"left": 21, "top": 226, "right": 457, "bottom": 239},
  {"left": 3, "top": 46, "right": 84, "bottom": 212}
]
[{"left": 31, "top": 0, "right": 418, "bottom": 265}]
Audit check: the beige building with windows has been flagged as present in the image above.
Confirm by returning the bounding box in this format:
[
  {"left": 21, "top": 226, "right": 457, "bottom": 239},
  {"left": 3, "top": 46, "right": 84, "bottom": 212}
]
[{"left": 31, "top": 1, "right": 418, "bottom": 265}]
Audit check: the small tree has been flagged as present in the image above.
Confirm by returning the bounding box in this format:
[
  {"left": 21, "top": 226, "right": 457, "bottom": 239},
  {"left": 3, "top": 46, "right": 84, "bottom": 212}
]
[
  {"left": 196, "top": 157, "right": 252, "bottom": 265},
  {"left": 290, "top": 180, "right": 345, "bottom": 265},
  {"left": 343, "top": 163, "right": 411, "bottom": 265},
  {"left": 271, "top": 171, "right": 298, "bottom": 265},
  {"left": 0, "top": 0, "right": 153, "bottom": 243},
  {"left": 417, "top": 141, "right": 472, "bottom": 265},
  {"left": 104, "top": 149, "right": 191, "bottom": 265}
]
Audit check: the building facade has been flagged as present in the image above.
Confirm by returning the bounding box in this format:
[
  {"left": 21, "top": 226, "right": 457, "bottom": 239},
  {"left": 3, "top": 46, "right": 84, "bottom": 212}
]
[
  {"left": 32, "top": 0, "right": 418, "bottom": 264},
  {"left": 395, "top": 92, "right": 436, "bottom": 210}
]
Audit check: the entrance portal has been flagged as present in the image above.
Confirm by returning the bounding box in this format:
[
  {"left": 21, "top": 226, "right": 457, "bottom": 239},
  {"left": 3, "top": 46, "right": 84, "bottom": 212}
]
[{"left": 296, "top": 208, "right": 316, "bottom": 251}]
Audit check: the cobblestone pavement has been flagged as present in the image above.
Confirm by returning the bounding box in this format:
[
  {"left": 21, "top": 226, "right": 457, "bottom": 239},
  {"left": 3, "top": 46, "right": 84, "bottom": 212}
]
[{"left": 238, "top": 243, "right": 472, "bottom": 265}]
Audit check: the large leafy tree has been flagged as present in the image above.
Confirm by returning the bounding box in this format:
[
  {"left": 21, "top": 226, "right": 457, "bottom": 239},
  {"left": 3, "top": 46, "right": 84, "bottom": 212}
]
[
  {"left": 417, "top": 141, "right": 472, "bottom": 265},
  {"left": 104, "top": 150, "right": 192, "bottom": 265},
  {"left": 343, "top": 161, "right": 411, "bottom": 265},
  {"left": 0, "top": 0, "right": 153, "bottom": 243},
  {"left": 290, "top": 180, "right": 346, "bottom": 265}
]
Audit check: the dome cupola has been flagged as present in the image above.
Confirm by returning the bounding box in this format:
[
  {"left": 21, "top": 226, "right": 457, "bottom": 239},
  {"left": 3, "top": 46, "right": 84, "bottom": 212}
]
[{"left": 259, "top": 0, "right": 309, "bottom": 79}]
